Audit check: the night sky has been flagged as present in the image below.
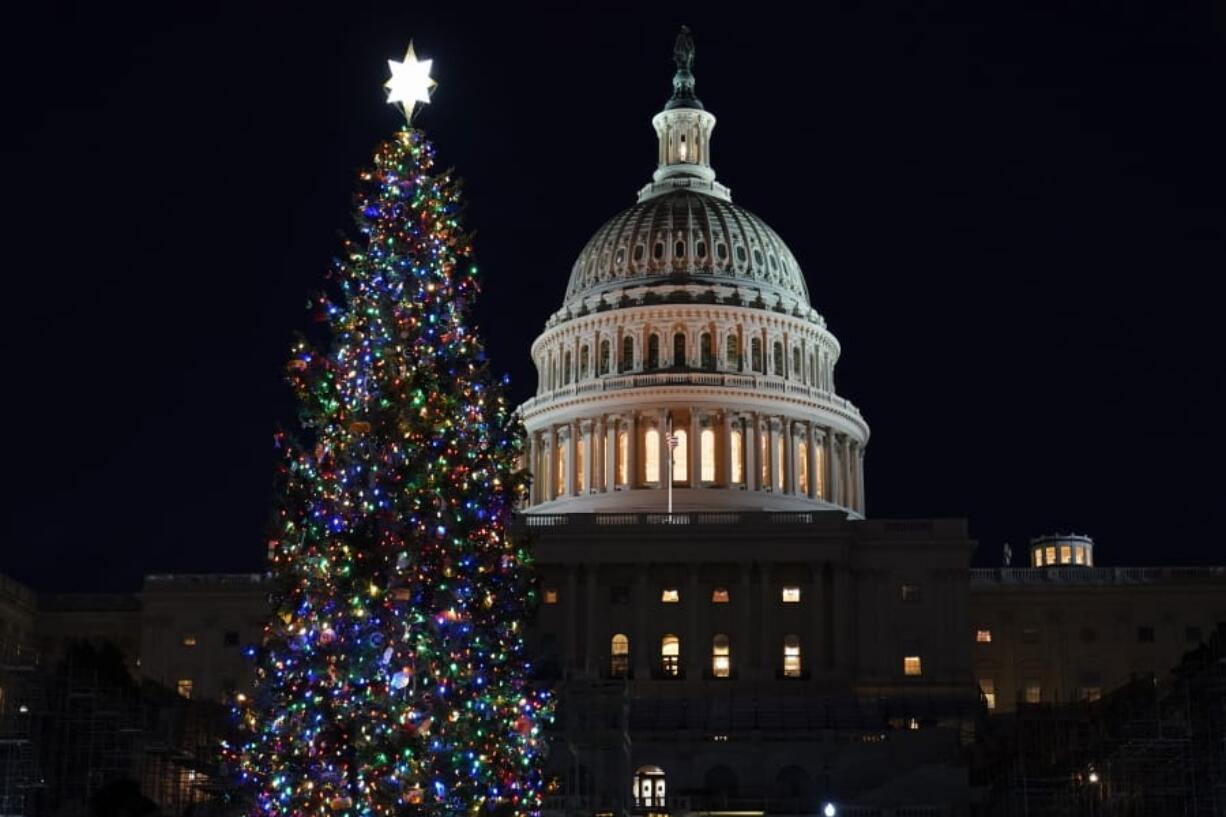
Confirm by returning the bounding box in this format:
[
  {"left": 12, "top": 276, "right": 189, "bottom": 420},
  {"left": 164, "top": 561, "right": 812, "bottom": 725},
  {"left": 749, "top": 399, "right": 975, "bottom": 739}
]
[{"left": 6, "top": 3, "right": 1224, "bottom": 592}]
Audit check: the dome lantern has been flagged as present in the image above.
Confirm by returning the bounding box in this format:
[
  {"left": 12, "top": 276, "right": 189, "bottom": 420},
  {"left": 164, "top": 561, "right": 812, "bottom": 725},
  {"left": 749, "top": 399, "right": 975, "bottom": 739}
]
[{"left": 640, "top": 27, "right": 730, "bottom": 203}]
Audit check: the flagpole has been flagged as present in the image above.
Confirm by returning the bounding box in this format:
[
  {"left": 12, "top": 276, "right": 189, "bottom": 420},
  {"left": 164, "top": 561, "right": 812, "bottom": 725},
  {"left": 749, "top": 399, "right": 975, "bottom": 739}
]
[{"left": 667, "top": 416, "right": 674, "bottom": 518}]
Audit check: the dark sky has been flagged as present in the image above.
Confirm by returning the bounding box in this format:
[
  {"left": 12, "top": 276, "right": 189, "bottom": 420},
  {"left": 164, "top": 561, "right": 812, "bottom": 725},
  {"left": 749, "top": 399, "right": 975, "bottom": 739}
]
[{"left": 5, "top": 2, "right": 1224, "bottom": 591}]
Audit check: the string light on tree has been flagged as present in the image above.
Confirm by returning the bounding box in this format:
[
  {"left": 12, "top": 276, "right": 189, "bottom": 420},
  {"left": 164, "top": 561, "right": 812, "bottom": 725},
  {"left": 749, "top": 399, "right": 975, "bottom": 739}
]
[{"left": 226, "top": 43, "right": 551, "bottom": 817}]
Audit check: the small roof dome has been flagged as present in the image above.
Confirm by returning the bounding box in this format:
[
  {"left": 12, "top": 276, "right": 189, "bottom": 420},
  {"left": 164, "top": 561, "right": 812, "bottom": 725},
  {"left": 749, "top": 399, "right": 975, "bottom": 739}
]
[{"left": 563, "top": 190, "right": 810, "bottom": 305}]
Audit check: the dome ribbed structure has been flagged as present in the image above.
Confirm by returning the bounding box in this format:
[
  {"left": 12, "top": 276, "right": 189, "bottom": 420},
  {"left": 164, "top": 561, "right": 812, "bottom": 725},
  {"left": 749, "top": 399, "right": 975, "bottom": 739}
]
[{"left": 563, "top": 191, "right": 809, "bottom": 305}]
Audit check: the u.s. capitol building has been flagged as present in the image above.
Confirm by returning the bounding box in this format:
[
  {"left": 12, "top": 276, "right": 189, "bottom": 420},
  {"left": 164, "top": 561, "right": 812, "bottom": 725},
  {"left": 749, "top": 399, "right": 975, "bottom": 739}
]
[{"left": 1, "top": 27, "right": 1222, "bottom": 817}]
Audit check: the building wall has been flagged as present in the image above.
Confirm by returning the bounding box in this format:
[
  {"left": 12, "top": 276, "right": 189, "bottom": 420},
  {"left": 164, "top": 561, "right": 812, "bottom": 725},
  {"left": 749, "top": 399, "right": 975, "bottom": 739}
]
[{"left": 968, "top": 567, "right": 1226, "bottom": 712}]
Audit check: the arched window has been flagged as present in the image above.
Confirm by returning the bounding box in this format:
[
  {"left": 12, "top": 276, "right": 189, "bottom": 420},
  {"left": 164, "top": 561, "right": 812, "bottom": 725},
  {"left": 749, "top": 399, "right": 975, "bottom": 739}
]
[
  {"left": 798, "top": 439, "right": 809, "bottom": 495},
  {"left": 700, "top": 428, "right": 715, "bottom": 482},
  {"left": 647, "top": 335, "right": 660, "bottom": 370},
  {"left": 610, "top": 634, "right": 629, "bottom": 678},
  {"left": 672, "top": 428, "right": 688, "bottom": 483},
  {"left": 730, "top": 427, "right": 744, "bottom": 484},
  {"left": 563, "top": 351, "right": 572, "bottom": 385},
  {"left": 726, "top": 334, "right": 739, "bottom": 370},
  {"left": 634, "top": 767, "right": 666, "bottom": 809},
  {"left": 580, "top": 346, "right": 590, "bottom": 379},
  {"left": 773, "top": 342, "right": 785, "bottom": 377},
  {"left": 712, "top": 634, "right": 731, "bottom": 678},
  {"left": 783, "top": 635, "right": 802, "bottom": 678},
  {"left": 810, "top": 353, "right": 818, "bottom": 385},
  {"left": 576, "top": 436, "right": 586, "bottom": 493},
  {"left": 750, "top": 337, "right": 763, "bottom": 373},
  {"left": 644, "top": 428, "right": 661, "bottom": 483},
  {"left": 621, "top": 336, "right": 634, "bottom": 372},
  {"left": 700, "top": 332, "right": 713, "bottom": 370},
  {"left": 673, "top": 332, "right": 687, "bottom": 368},
  {"left": 792, "top": 347, "right": 801, "bottom": 380},
  {"left": 775, "top": 434, "right": 785, "bottom": 490},
  {"left": 660, "top": 635, "right": 681, "bottom": 677},
  {"left": 599, "top": 340, "right": 611, "bottom": 375},
  {"left": 616, "top": 428, "right": 629, "bottom": 486}
]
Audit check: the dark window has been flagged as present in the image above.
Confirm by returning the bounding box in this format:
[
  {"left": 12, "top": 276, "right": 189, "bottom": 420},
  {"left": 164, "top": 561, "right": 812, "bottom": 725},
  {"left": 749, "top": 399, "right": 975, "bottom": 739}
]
[
  {"left": 599, "top": 340, "right": 611, "bottom": 375},
  {"left": 610, "top": 586, "right": 630, "bottom": 605},
  {"left": 696, "top": 241, "right": 707, "bottom": 259},
  {"left": 900, "top": 584, "right": 922, "bottom": 603},
  {"left": 223, "top": 631, "right": 240, "bottom": 647},
  {"left": 753, "top": 249, "right": 764, "bottom": 266},
  {"left": 580, "top": 346, "right": 590, "bottom": 379},
  {"left": 735, "top": 245, "right": 747, "bottom": 264},
  {"left": 751, "top": 338, "right": 763, "bottom": 373},
  {"left": 673, "top": 333, "right": 686, "bottom": 367},
  {"left": 792, "top": 347, "right": 801, "bottom": 379},
  {"left": 647, "top": 335, "right": 660, "bottom": 370},
  {"left": 675, "top": 240, "right": 685, "bottom": 257},
  {"left": 653, "top": 242, "right": 664, "bottom": 260},
  {"left": 634, "top": 244, "right": 645, "bottom": 262},
  {"left": 1186, "top": 626, "right": 1203, "bottom": 644},
  {"left": 1137, "top": 626, "right": 1155, "bottom": 643},
  {"left": 621, "top": 336, "right": 634, "bottom": 372},
  {"left": 725, "top": 335, "right": 738, "bottom": 369},
  {"left": 717, "top": 243, "right": 728, "bottom": 261},
  {"left": 1021, "top": 627, "right": 1041, "bottom": 644},
  {"left": 772, "top": 342, "right": 784, "bottom": 376},
  {"left": 700, "top": 333, "right": 713, "bottom": 370},
  {"left": 615, "top": 247, "right": 626, "bottom": 265},
  {"left": 563, "top": 351, "right": 572, "bottom": 385}
]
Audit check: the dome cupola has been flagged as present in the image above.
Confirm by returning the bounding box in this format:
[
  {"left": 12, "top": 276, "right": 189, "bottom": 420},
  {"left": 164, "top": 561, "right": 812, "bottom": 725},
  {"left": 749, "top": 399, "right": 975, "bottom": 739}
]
[{"left": 518, "top": 28, "right": 869, "bottom": 518}]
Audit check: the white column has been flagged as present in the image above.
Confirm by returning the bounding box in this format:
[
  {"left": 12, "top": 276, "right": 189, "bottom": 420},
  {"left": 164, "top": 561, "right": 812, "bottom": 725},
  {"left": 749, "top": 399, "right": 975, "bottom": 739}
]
[
  {"left": 841, "top": 436, "right": 852, "bottom": 509},
  {"left": 824, "top": 429, "right": 837, "bottom": 505},
  {"left": 744, "top": 414, "right": 758, "bottom": 492},
  {"left": 785, "top": 420, "right": 798, "bottom": 494},
  {"left": 543, "top": 428, "right": 556, "bottom": 502},
  {"left": 768, "top": 419, "right": 780, "bottom": 492},
  {"left": 564, "top": 424, "right": 577, "bottom": 497},
  {"left": 581, "top": 419, "right": 594, "bottom": 495},
  {"left": 657, "top": 408, "right": 669, "bottom": 490},
  {"left": 806, "top": 423, "right": 819, "bottom": 500},
  {"left": 603, "top": 416, "right": 616, "bottom": 493},
  {"left": 856, "top": 444, "right": 867, "bottom": 514}
]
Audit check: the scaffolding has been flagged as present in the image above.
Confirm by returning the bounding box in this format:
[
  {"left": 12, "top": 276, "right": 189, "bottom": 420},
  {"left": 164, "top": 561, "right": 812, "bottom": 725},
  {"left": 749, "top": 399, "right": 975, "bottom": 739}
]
[{"left": 979, "top": 623, "right": 1226, "bottom": 816}]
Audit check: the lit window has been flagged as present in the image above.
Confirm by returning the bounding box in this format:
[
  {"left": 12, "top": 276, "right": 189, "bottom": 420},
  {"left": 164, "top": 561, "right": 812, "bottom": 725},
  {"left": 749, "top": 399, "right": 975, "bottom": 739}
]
[
  {"left": 1060, "top": 545, "right": 1072, "bottom": 564},
  {"left": 782, "top": 635, "right": 802, "bottom": 678},
  {"left": 1074, "top": 545, "right": 1086, "bottom": 565},
  {"left": 730, "top": 428, "right": 744, "bottom": 484},
  {"left": 1081, "top": 686, "right": 1102, "bottom": 702},
  {"left": 644, "top": 428, "right": 660, "bottom": 483},
  {"left": 903, "top": 656, "right": 922, "bottom": 677},
  {"left": 700, "top": 428, "right": 715, "bottom": 482},
  {"left": 660, "top": 635, "right": 680, "bottom": 677},
  {"left": 797, "top": 439, "right": 809, "bottom": 495},
  {"left": 976, "top": 629, "right": 992, "bottom": 644},
  {"left": 900, "top": 584, "right": 922, "bottom": 603},
  {"left": 576, "top": 437, "right": 586, "bottom": 493},
  {"left": 661, "top": 588, "right": 680, "bottom": 603},
  {"left": 979, "top": 678, "right": 996, "bottom": 711},
  {"left": 543, "top": 589, "right": 559, "bottom": 605},
  {"left": 610, "top": 634, "right": 629, "bottom": 678},
  {"left": 781, "top": 586, "right": 801, "bottom": 603},
  {"left": 1045, "top": 546, "right": 1056, "bottom": 565},
  {"left": 176, "top": 679, "right": 194, "bottom": 699},
  {"left": 672, "top": 428, "right": 688, "bottom": 482},
  {"left": 181, "top": 635, "right": 198, "bottom": 647},
  {"left": 711, "top": 634, "right": 731, "bottom": 678},
  {"left": 711, "top": 588, "right": 730, "bottom": 604},
  {"left": 1023, "top": 680, "right": 1042, "bottom": 704},
  {"left": 1032, "top": 548, "right": 1043, "bottom": 567},
  {"left": 616, "top": 429, "right": 628, "bottom": 486}
]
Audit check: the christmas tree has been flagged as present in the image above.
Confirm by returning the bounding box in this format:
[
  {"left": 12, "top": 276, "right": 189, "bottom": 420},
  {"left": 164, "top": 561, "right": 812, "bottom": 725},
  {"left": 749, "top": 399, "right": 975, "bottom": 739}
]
[{"left": 228, "top": 45, "right": 550, "bottom": 817}]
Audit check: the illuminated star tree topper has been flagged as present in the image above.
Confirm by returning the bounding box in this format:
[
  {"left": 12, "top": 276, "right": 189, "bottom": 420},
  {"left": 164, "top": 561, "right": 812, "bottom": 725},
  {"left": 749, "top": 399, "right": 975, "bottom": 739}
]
[{"left": 384, "top": 41, "right": 437, "bottom": 121}]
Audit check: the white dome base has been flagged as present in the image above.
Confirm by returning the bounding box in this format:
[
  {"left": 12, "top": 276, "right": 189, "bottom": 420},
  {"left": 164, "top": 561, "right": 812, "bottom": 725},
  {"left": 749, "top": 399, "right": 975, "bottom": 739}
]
[{"left": 524, "top": 487, "right": 859, "bottom": 518}]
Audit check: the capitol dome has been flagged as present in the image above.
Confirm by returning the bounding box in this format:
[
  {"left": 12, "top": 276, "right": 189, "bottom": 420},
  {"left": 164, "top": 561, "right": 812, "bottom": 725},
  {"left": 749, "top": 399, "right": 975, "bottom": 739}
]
[
  {"left": 518, "top": 28, "right": 869, "bottom": 517},
  {"left": 564, "top": 191, "right": 810, "bottom": 307}
]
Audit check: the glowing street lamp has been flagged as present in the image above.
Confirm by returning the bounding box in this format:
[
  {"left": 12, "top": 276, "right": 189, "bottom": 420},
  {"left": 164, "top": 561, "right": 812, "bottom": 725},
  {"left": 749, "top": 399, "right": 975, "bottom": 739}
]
[{"left": 823, "top": 804, "right": 837, "bottom": 817}]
